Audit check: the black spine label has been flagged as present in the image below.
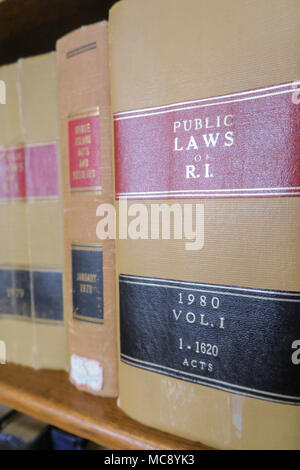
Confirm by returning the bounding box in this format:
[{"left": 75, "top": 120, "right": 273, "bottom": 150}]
[
  {"left": 0, "top": 267, "right": 63, "bottom": 322},
  {"left": 72, "top": 244, "right": 104, "bottom": 323},
  {"left": 119, "top": 274, "right": 300, "bottom": 405}
]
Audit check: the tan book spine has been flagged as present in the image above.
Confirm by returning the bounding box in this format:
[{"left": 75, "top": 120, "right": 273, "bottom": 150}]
[
  {"left": 0, "top": 64, "right": 10, "bottom": 361},
  {"left": 0, "top": 62, "right": 33, "bottom": 366},
  {"left": 17, "top": 52, "right": 67, "bottom": 370},
  {"left": 0, "top": 64, "right": 12, "bottom": 364},
  {"left": 109, "top": 0, "right": 300, "bottom": 449},
  {"left": 57, "top": 22, "right": 118, "bottom": 396}
]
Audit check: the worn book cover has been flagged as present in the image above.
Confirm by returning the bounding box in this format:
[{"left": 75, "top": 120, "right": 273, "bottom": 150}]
[
  {"left": 57, "top": 22, "right": 118, "bottom": 396},
  {"left": 17, "top": 52, "right": 67, "bottom": 369},
  {"left": 0, "top": 62, "right": 33, "bottom": 366},
  {"left": 110, "top": 0, "right": 300, "bottom": 449},
  {"left": 0, "top": 53, "right": 67, "bottom": 369}
]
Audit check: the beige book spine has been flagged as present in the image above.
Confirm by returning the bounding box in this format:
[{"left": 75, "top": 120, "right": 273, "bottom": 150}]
[
  {"left": 57, "top": 22, "right": 118, "bottom": 396},
  {"left": 17, "top": 51, "right": 68, "bottom": 370},
  {"left": 0, "top": 62, "right": 33, "bottom": 366},
  {"left": 109, "top": 0, "right": 300, "bottom": 449}
]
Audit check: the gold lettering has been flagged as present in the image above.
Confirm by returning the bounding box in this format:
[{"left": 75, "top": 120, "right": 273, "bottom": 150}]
[
  {"left": 79, "top": 284, "right": 93, "bottom": 294},
  {"left": 75, "top": 123, "right": 91, "bottom": 134},
  {"left": 75, "top": 135, "right": 91, "bottom": 146},
  {"left": 6, "top": 288, "right": 25, "bottom": 299},
  {"left": 76, "top": 272, "right": 97, "bottom": 283}
]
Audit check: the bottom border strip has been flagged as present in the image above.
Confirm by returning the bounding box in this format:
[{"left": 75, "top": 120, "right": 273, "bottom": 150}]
[
  {"left": 73, "top": 313, "right": 104, "bottom": 325},
  {"left": 0, "top": 313, "right": 64, "bottom": 326},
  {"left": 121, "top": 355, "right": 300, "bottom": 406}
]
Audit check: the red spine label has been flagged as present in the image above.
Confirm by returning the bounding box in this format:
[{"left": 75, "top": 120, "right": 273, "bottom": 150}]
[
  {"left": 25, "top": 144, "right": 59, "bottom": 198},
  {"left": 68, "top": 107, "right": 101, "bottom": 194},
  {"left": 0, "top": 147, "right": 25, "bottom": 199},
  {"left": 114, "top": 82, "right": 300, "bottom": 199},
  {"left": 0, "top": 144, "right": 59, "bottom": 200}
]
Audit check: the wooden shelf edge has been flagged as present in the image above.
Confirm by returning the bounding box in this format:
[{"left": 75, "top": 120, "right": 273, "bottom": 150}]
[{"left": 0, "top": 364, "right": 209, "bottom": 450}]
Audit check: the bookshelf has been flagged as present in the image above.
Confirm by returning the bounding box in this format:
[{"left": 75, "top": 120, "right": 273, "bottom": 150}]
[{"left": 0, "top": 364, "right": 209, "bottom": 450}]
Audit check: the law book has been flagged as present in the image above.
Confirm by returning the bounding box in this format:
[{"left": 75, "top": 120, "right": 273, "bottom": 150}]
[
  {"left": 57, "top": 22, "right": 118, "bottom": 396},
  {"left": 17, "top": 52, "right": 67, "bottom": 369},
  {"left": 109, "top": 0, "right": 300, "bottom": 449},
  {"left": 0, "top": 53, "right": 67, "bottom": 369},
  {"left": 0, "top": 62, "right": 34, "bottom": 366},
  {"left": 0, "top": 63, "right": 11, "bottom": 358}
]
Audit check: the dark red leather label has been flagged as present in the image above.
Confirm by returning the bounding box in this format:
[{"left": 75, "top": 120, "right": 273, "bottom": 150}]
[
  {"left": 0, "top": 147, "right": 25, "bottom": 200},
  {"left": 25, "top": 144, "right": 59, "bottom": 199},
  {"left": 114, "top": 82, "right": 300, "bottom": 199},
  {"left": 68, "top": 107, "right": 101, "bottom": 194},
  {"left": 0, "top": 144, "right": 58, "bottom": 200}
]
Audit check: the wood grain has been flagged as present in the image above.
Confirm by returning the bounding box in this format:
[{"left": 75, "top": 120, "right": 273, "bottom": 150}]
[{"left": 0, "top": 364, "right": 210, "bottom": 450}]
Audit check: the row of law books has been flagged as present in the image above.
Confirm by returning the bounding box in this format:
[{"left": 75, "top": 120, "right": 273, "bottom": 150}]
[{"left": 0, "top": 0, "right": 300, "bottom": 450}]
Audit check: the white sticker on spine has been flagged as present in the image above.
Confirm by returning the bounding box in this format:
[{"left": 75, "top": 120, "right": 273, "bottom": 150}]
[{"left": 71, "top": 354, "right": 103, "bottom": 392}]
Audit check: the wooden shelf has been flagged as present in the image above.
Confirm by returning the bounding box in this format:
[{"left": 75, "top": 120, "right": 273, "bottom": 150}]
[{"left": 0, "top": 364, "right": 209, "bottom": 450}]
